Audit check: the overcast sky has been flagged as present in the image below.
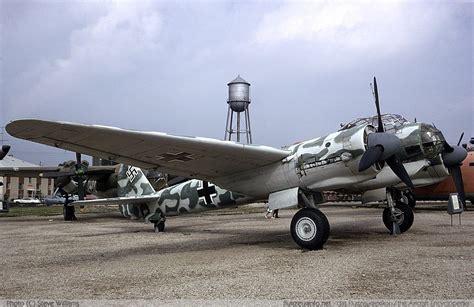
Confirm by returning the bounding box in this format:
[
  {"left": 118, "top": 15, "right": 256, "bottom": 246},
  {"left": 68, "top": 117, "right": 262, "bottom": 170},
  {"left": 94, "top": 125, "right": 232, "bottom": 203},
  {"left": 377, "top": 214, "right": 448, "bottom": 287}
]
[{"left": 1, "top": 0, "right": 472, "bottom": 166}]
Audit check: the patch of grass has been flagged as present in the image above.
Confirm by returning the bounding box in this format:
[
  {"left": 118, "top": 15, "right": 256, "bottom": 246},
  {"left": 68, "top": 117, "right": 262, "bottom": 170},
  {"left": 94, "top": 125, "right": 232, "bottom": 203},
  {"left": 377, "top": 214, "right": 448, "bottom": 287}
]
[{"left": 0, "top": 206, "right": 64, "bottom": 217}]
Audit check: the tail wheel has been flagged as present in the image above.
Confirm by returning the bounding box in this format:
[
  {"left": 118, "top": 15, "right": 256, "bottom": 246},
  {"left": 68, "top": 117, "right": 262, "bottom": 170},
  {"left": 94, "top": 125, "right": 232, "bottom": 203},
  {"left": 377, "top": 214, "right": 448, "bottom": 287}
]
[
  {"left": 290, "top": 208, "right": 330, "bottom": 250},
  {"left": 382, "top": 202, "right": 414, "bottom": 233}
]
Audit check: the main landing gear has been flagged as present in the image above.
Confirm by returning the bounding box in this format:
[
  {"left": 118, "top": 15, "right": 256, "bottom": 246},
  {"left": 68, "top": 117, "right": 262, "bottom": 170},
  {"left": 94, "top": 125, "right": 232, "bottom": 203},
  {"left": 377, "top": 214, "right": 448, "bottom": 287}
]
[
  {"left": 63, "top": 194, "right": 77, "bottom": 221},
  {"left": 382, "top": 190, "right": 414, "bottom": 234},
  {"left": 290, "top": 189, "right": 415, "bottom": 250},
  {"left": 399, "top": 190, "right": 416, "bottom": 209},
  {"left": 290, "top": 208, "right": 330, "bottom": 250}
]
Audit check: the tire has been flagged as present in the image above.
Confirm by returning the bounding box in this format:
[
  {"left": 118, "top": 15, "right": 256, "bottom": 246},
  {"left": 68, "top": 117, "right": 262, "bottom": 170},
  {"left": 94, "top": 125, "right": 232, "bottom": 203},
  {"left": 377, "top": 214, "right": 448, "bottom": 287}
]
[
  {"left": 382, "top": 202, "right": 414, "bottom": 234},
  {"left": 290, "top": 208, "right": 330, "bottom": 250},
  {"left": 63, "top": 205, "right": 76, "bottom": 221},
  {"left": 154, "top": 221, "right": 165, "bottom": 233}
]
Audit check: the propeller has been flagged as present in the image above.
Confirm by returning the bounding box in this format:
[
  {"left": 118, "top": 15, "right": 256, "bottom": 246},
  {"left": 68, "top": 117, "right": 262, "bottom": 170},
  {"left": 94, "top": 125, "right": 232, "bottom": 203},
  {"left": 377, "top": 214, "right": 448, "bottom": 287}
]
[
  {"left": 75, "top": 153, "right": 86, "bottom": 201},
  {"left": 0, "top": 145, "right": 11, "bottom": 160},
  {"left": 442, "top": 132, "right": 467, "bottom": 207},
  {"left": 359, "top": 77, "right": 414, "bottom": 189},
  {"left": 40, "top": 153, "right": 88, "bottom": 201}
]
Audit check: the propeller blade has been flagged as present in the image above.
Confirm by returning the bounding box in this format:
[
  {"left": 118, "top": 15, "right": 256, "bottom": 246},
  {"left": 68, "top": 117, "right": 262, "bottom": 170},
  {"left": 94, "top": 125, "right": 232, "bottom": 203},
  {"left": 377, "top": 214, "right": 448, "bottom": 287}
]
[
  {"left": 385, "top": 155, "right": 415, "bottom": 189},
  {"left": 40, "top": 171, "right": 75, "bottom": 178},
  {"left": 359, "top": 145, "right": 383, "bottom": 172},
  {"left": 373, "top": 77, "right": 384, "bottom": 133},
  {"left": 457, "top": 132, "right": 464, "bottom": 147},
  {"left": 0, "top": 145, "right": 11, "bottom": 160},
  {"left": 443, "top": 142, "right": 454, "bottom": 153},
  {"left": 77, "top": 176, "right": 85, "bottom": 200},
  {"left": 76, "top": 152, "right": 81, "bottom": 167},
  {"left": 75, "top": 152, "right": 85, "bottom": 201},
  {"left": 449, "top": 166, "right": 466, "bottom": 207}
]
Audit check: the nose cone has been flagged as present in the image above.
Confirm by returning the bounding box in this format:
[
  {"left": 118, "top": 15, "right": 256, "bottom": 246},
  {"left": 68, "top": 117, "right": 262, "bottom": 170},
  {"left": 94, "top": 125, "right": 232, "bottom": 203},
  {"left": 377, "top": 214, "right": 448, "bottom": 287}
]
[{"left": 419, "top": 124, "right": 446, "bottom": 158}]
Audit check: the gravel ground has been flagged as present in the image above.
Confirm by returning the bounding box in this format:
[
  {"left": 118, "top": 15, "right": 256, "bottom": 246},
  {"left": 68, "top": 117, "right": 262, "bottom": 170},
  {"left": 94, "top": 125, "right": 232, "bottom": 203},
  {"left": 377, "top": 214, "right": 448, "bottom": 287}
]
[{"left": 0, "top": 205, "right": 473, "bottom": 300}]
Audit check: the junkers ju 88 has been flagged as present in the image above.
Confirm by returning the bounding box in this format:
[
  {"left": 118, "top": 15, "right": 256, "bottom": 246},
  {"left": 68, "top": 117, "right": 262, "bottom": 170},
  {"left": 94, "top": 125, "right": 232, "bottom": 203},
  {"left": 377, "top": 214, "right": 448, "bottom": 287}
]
[{"left": 6, "top": 78, "right": 467, "bottom": 250}]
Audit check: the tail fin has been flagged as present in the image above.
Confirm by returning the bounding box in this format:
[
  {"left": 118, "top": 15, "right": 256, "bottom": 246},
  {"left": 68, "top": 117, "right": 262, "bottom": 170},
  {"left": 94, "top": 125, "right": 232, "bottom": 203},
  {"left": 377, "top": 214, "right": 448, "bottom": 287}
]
[{"left": 118, "top": 165, "right": 156, "bottom": 197}]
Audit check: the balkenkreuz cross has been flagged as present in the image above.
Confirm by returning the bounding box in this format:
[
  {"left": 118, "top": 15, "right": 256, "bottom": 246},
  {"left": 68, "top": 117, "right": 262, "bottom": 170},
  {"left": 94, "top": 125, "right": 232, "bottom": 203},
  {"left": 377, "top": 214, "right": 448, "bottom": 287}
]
[
  {"left": 197, "top": 181, "right": 217, "bottom": 205},
  {"left": 156, "top": 152, "right": 194, "bottom": 163}
]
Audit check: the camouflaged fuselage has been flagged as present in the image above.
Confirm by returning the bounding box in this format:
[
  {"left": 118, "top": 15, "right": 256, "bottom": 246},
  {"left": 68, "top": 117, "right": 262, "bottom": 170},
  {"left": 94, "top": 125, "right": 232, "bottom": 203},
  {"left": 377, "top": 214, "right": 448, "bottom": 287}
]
[
  {"left": 214, "top": 121, "right": 449, "bottom": 197},
  {"left": 213, "top": 124, "right": 380, "bottom": 197},
  {"left": 119, "top": 119, "right": 450, "bottom": 219},
  {"left": 117, "top": 165, "right": 252, "bottom": 220}
]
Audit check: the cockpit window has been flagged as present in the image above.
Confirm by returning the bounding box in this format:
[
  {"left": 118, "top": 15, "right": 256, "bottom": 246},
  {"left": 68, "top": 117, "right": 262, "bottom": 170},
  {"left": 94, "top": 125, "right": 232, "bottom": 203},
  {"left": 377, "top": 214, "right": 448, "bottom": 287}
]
[{"left": 339, "top": 114, "right": 408, "bottom": 132}]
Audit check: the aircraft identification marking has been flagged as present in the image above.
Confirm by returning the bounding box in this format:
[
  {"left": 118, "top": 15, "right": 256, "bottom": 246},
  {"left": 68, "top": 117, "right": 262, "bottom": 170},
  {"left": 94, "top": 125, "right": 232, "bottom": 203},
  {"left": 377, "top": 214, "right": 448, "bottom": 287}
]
[
  {"left": 126, "top": 166, "right": 139, "bottom": 183},
  {"left": 197, "top": 181, "right": 217, "bottom": 205},
  {"left": 156, "top": 152, "right": 194, "bottom": 163}
]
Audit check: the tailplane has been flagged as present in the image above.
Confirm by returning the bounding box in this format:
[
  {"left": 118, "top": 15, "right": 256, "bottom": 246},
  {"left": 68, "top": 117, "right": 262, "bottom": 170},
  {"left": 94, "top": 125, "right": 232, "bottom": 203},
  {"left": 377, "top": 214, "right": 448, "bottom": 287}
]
[{"left": 118, "top": 165, "right": 156, "bottom": 197}]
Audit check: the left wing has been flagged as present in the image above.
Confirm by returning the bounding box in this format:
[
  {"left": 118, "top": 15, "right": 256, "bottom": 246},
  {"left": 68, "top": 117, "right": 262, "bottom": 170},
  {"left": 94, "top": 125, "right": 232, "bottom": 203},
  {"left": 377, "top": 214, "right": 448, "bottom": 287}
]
[{"left": 6, "top": 119, "right": 291, "bottom": 181}]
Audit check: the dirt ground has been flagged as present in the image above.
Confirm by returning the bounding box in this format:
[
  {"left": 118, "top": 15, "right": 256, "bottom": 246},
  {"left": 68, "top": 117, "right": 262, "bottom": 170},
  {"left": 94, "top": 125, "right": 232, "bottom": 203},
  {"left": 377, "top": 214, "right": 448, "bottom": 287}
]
[{"left": 0, "top": 204, "right": 473, "bottom": 300}]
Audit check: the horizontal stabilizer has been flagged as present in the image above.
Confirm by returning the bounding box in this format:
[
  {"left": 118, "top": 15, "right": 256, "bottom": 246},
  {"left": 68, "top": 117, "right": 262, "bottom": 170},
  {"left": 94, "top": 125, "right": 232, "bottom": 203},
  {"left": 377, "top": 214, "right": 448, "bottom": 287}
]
[{"left": 71, "top": 195, "right": 159, "bottom": 207}]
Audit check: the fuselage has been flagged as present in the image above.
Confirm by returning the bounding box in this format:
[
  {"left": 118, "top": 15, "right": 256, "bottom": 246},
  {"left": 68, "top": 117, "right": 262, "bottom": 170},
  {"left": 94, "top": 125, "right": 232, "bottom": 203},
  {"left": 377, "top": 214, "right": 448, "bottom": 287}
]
[{"left": 121, "top": 114, "right": 453, "bottom": 220}]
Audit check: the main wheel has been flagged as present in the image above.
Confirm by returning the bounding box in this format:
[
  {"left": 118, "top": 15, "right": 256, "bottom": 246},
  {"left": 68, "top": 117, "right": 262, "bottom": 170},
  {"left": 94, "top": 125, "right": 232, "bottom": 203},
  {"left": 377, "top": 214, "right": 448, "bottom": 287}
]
[
  {"left": 382, "top": 202, "right": 414, "bottom": 234},
  {"left": 154, "top": 221, "right": 165, "bottom": 233},
  {"left": 290, "top": 208, "right": 330, "bottom": 250},
  {"left": 63, "top": 205, "right": 77, "bottom": 221}
]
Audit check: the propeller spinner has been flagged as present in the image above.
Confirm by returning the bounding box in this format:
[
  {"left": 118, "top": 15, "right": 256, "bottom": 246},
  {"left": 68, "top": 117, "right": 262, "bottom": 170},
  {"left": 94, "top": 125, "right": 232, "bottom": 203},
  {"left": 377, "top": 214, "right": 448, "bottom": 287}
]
[{"left": 358, "top": 77, "right": 414, "bottom": 189}]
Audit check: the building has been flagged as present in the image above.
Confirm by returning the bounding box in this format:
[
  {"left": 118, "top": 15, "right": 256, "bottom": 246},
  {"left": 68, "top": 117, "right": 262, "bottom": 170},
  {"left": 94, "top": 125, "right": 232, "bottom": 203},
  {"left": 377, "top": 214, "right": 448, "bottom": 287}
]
[{"left": 0, "top": 156, "right": 55, "bottom": 201}]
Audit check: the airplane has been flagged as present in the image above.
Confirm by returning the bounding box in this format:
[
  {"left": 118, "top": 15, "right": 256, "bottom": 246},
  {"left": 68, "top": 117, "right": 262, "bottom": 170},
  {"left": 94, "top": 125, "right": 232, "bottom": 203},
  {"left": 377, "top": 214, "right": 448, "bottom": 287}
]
[{"left": 5, "top": 78, "right": 467, "bottom": 250}]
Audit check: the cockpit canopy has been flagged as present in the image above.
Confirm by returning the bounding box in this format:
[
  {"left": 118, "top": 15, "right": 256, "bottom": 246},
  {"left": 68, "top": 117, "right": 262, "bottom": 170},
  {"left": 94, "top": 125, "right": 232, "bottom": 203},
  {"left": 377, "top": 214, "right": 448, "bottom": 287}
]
[{"left": 339, "top": 114, "right": 409, "bottom": 133}]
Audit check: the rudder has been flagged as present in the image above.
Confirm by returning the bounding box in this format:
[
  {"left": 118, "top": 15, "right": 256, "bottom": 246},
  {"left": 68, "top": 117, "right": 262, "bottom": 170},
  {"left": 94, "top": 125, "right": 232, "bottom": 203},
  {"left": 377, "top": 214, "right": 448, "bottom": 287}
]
[{"left": 118, "top": 165, "right": 156, "bottom": 197}]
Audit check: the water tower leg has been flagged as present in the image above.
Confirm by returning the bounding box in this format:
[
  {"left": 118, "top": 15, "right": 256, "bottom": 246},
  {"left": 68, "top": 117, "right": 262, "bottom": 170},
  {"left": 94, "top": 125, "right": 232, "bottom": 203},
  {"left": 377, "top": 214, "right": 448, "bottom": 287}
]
[
  {"left": 246, "top": 106, "right": 252, "bottom": 144},
  {"left": 224, "top": 107, "right": 231, "bottom": 140},
  {"left": 237, "top": 112, "right": 241, "bottom": 142},
  {"left": 228, "top": 110, "right": 234, "bottom": 141}
]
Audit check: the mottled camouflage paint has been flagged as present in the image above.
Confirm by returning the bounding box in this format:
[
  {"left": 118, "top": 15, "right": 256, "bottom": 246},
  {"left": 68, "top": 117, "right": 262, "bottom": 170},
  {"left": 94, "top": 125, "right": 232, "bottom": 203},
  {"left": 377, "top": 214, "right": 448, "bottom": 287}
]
[
  {"left": 149, "top": 179, "right": 250, "bottom": 220},
  {"left": 118, "top": 165, "right": 155, "bottom": 197},
  {"left": 116, "top": 164, "right": 252, "bottom": 222}
]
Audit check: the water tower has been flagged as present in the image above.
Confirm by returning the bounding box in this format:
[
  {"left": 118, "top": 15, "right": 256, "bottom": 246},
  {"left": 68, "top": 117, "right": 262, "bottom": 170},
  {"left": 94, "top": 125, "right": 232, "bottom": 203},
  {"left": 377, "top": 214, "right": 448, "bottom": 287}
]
[{"left": 224, "top": 75, "right": 252, "bottom": 143}]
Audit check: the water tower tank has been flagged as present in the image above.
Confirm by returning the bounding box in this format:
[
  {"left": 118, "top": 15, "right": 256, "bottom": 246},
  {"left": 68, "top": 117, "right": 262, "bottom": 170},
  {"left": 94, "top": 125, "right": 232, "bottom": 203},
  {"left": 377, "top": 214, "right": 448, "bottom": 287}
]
[{"left": 227, "top": 75, "right": 250, "bottom": 113}]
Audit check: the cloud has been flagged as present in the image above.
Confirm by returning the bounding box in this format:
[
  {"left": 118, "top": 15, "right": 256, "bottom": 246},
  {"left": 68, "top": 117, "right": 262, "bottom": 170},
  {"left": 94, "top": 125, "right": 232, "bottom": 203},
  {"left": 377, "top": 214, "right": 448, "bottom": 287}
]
[
  {"left": 7, "top": 0, "right": 161, "bottom": 118},
  {"left": 254, "top": 1, "right": 453, "bottom": 57}
]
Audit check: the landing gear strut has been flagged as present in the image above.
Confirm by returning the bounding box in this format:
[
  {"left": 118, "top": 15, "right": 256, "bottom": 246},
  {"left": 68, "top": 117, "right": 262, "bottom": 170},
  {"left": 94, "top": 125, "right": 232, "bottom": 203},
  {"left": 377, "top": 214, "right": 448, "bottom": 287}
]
[
  {"left": 399, "top": 190, "right": 416, "bottom": 209},
  {"left": 290, "top": 207, "right": 330, "bottom": 250},
  {"left": 63, "top": 196, "right": 77, "bottom": 221},
  {"left": 382, "top": 190, "right": 414, "bottom": 234}
]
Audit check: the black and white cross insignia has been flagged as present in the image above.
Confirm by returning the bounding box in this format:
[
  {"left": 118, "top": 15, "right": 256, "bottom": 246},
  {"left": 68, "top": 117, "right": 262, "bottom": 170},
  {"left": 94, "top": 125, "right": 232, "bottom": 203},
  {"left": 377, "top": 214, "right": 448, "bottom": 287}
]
[
  {"left": 197, "top": 181, "right": 217, "bottom": 205},
  {"left": 156, "top": 152, "right": 194, "bottom": 163},
  {"left": 126, "top": 166, "right": 139, "bottom": 183}
]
